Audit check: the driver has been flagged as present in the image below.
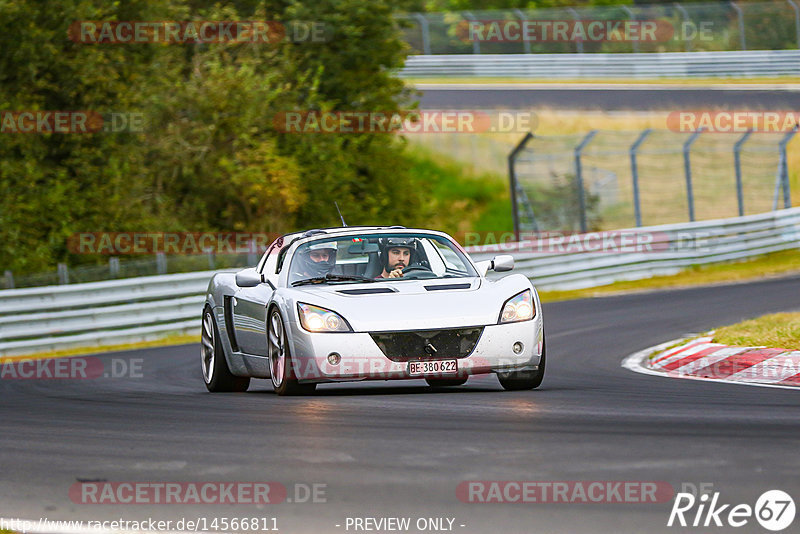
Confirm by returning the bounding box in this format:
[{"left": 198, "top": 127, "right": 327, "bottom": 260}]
[
  {"left": 294, "top": 241, "right": 337, "bottom": 278},
  {"left": 377, "top": 237, "right": 417, "bottom": 279}
]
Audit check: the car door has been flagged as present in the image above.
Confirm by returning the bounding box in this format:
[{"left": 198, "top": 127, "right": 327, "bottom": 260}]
[
  {"left": 231, "top": 281, "right": 273, "bottom": 356},
  {"left": 230, "top": 242, "right": 283, "bottom": 356}
]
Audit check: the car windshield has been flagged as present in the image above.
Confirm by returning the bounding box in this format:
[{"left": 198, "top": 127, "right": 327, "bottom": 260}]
[{"left": 288, "top": 232, "right": 477, "bottom": 286}]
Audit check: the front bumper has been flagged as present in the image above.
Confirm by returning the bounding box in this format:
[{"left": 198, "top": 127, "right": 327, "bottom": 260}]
[{"left": 287, "top": 318, "right": 544, "bottom": 383}]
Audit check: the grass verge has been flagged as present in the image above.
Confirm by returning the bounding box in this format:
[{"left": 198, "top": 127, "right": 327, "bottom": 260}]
[
  {"left": 712, "top": 313, "right": 800, "bottom": 349},
  {"left": 538, "top": 248, "right": 800, "bottom": 303}
]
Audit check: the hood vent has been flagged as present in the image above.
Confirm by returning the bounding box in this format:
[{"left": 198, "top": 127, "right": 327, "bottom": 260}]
[
  {"left": 424, "top": 283, "right": 472, "bottom": 291},
  {"left": 337, "top": 287, "right": 396, "bottom": 295}
]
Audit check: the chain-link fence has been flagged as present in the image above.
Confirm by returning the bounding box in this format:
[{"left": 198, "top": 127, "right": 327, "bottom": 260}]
[
  {"left": 509, "top": 128, "right": 797, "bottom": 234},
  {"left": 398, "top": 0, "right": 800, "bottom": 55}
]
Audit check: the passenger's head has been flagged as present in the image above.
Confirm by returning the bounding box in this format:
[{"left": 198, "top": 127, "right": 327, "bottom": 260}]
[{"left": 296, "top": 241, "right": 337, "bottom": 277}]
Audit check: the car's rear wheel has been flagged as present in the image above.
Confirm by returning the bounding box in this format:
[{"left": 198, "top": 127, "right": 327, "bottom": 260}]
[
  {"left": 268, "top": 309, "right": 316, "bottom": 396},
  {"left": 202, "top": 307, "right": 250, "bottom": 392},
  {"left": 497, "top": 334, "right": 546, "bottom": 391},
  {"left": 425, "top": 377, "right": 468, "bottom": 387}
]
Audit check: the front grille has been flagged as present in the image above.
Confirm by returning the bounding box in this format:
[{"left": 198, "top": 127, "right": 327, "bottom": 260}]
[{"left": 370, "top": 327, "right": 484, "bottom": 362}]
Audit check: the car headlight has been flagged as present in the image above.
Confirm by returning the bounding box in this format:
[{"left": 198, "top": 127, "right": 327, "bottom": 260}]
[
  {"left": 297, "top": 303, "right": 352, "bottom": 332},
  {"left": 499, "top": 289, "right": 535, "bottom": 324}
]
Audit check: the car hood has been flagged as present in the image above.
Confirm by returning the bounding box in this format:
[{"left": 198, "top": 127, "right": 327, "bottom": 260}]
[{"left": 285, "top": 276, "right": 531, "bottom": 331}]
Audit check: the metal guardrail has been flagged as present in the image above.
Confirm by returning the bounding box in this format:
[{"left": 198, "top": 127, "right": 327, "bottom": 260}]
[
  {"left": 400, "top": 50, "right": 800, "bottom": 78},
  {"left": 472, "top": 207, "right": 800, "bottom": 289},
  {"left": 0, "top": 272, "right": 217, "bottom": 356},
  {"left": 1, "top": 208, "right": 798, "bottom": 356}
]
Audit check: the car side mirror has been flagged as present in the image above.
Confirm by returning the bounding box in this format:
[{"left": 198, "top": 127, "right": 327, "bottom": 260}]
[
  {"left": 491, "top": 255, "right": 514, "bottom": 272},
  {"left": 235, "top": 269, "right": 263, "bottom": 287}
]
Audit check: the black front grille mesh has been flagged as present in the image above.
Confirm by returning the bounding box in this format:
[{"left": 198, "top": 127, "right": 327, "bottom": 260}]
[{"left": 370, "top": 328, "right": 483, "bottom": 362}]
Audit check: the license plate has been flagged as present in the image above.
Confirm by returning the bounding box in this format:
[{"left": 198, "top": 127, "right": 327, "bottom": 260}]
[{"left": 408, "top": 359, "right": 458, "bottom": 375}]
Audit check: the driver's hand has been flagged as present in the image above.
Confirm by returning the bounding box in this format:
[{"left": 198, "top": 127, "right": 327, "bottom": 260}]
[{"left": 388, "top": 268, "right": 404, "bottom": 278}]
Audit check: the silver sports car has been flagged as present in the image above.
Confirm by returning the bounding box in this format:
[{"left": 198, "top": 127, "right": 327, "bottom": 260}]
[{"left": 201, "top": 226, "right": 545, "bottom": 395}]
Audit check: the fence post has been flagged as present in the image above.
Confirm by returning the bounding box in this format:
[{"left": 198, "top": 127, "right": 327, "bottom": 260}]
[
  {"left": 788, "top": 0, "right": 800, "bottom": 49},
  {"left": 509, "top": 132, "right": 535, "bottom": 241},
  {"left": 779, "top": 125, "right": 798, "bottom": 209},
  {"left": 411, "top": 13, "right": 432, "bottom": 55},
  {"left": 109, "top": 257, "right": 120, "bottom": 279},
  {"left": 57, "top": 263, "right": 69, "bottom": 285},
  {"left": 621, "top": 6, "right": 639, "bottom": 53},
  {"left": 733, "top": 129, "right": 752, "bottom": 217},
  {"left": 567, "top": 8, "right": 584, "bottom": 53},
  {"left": 513, "top": 9, "right": 532, "bottom": 54},
  {"left": 463, "top": 12, "right": 481, "bottom": 54},
  {"left": 674, "top": 3, "right": 692, "bottom": 52},
  {"left": 630, "top": 128, "right": 652, "bottom": 227},
  {"left": 730, "top": 1, "right": 746, "bottom": 50},
  {"left": 575, "top": 130, "right": 598, "bottom": 233},
  {"left": 683, "top": 129, "right": 703, "bottom": 222},
  {"left": 206, "top": 249, "right": 216, "bottom": 270},
  {"left": 156, "top": 252, "right": 167, "bottom": 274},
  {"left": 3, "top": 270, "right": 13, "bottom": 289}
]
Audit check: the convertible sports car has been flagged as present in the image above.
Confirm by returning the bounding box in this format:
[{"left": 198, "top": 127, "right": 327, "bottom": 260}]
[{"left": 201, "top": 226, "right": 545, "bottom": 395}]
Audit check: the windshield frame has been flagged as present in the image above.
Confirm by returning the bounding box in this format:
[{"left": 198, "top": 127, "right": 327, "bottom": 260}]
[{"left": 282, "top": 230, "right": 478, "bottom": 287}]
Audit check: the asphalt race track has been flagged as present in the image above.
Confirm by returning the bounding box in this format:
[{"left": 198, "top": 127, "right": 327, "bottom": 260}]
[
  {"left": 415, "top": 84, "right": 800, "bottom": 110},
  {"left": 1, "top": 275, "right": 799, "bottom": 533}
]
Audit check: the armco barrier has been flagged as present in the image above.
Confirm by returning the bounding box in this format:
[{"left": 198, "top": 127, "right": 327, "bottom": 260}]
[
  {"left": 1, "top": 208, "right": 799, "bottom": 356},
  {"left": 400, "top": 50, "right": 800, "bottom": 78}
]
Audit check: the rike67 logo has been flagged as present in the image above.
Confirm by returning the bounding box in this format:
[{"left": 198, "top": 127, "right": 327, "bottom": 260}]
[{"left": 668, "top": 489, "right": 795, "bottom": 531}]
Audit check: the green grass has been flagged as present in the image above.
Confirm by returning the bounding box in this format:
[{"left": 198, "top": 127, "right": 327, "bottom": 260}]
[
  {"left": 406, "top": 146, "right": 512, "bottom": 236},
  {"left": 713, "top": 313, "right": 800, "bottom": 350},
  {"left": 539, "top": 248, "right": 800, "bottom": 303}
]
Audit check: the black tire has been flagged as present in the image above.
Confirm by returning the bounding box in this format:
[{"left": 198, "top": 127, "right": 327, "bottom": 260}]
[
  {"left": 268, "top": 308, "right": 317, "bottom": 396},
  {"left": 497, "top": 335, "right": 546, "bottom": 391},
  {"left": 201, "top": 307, "right": 250, "bottom": 392},
  {"left": 425, "top": 377, "right": 468, "bottom": 387}
]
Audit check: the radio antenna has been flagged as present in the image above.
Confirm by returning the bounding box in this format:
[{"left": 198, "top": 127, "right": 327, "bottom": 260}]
[{"left": 335, "top": 202, "right": 347, "bottom": 227}]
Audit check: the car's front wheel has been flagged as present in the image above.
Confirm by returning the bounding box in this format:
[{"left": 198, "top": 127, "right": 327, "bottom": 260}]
[
  {"left": 202, "top": 307, "right": 250, "bottom": 392},
  {"left": 268, "top": 308, "right": 316, "bottom": 396},
  {"left": 497, "top": 335, "right": 546, "bottom": 391}
]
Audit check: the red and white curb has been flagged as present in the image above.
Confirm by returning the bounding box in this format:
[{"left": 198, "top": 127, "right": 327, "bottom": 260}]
[{"left": 622, "top": 335, "right": 800, "bottom": 390}]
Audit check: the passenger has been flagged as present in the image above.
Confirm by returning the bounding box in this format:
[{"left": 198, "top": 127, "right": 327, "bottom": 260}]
[{"left": 294, "top": 241, "right": 337, "bottom": 279}]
